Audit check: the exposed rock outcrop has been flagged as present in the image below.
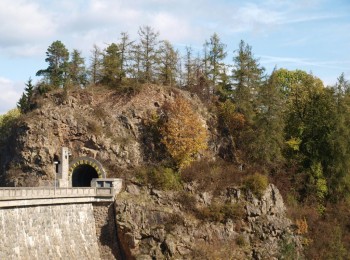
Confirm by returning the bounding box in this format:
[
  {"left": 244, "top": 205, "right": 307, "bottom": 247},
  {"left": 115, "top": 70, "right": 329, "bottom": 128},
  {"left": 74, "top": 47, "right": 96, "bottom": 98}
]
[
  {"left": 115, "top": 183, "right": 303, "bottom": 259},
  {"left": 0, "top": 85, "right": 209, "bottom": 186}
]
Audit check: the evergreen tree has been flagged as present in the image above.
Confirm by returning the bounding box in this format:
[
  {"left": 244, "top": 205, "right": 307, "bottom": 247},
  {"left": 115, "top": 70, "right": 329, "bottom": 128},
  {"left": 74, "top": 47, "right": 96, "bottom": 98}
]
[
  {"left": 326, "top": 74, "right": 350, "bottom": 200},
  {"left": 231, "top": 40, "right": 264, "bottom": 124},
  {"left": 158, "top": 40, "right": 178, "bottom": 86},
  {"left": 216, "top": 64, "right": 232, "bottom": 101},
  {"left": 36, "top": 40, "right": 69, "bottom": 88},
  {"left": 206, "top": 33, "right": 227, "bottom": 86},
  {"left": 251, "top": 71, "right": 285, "bottom": 168},
  {"left": 101, "top": 43, "right": 122, "bottom": 87},
  {"left": 17, "top": 78, "right": 35, "bottom": 114},
  {"left": 68, "top": 49, "right": 87, "bottom": 88},
  {"left": 184, "top": 46, "right": 195, "bottom": 89}
]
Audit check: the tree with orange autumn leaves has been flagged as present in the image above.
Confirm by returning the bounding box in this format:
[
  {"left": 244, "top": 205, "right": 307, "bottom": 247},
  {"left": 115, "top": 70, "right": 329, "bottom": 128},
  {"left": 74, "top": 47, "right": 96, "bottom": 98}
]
[{"left": 160, "top": 97, "right": 208, "bottom": 168}]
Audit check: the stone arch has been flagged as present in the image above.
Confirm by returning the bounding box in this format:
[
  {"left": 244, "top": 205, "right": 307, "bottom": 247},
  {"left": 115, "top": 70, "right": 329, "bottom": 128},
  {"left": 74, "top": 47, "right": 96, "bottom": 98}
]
[{"left": 69, "top": 157, "right": 106, "bottom": 187}]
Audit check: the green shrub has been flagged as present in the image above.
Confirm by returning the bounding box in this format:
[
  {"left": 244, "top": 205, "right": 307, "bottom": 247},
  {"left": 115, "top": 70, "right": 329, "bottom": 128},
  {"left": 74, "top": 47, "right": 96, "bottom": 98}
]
[
  {"left": 136, "top": 166, "right": 182, "bottom": 191},
  {"left": 243, "top": 172, "right": 269, "bottom": 198}
]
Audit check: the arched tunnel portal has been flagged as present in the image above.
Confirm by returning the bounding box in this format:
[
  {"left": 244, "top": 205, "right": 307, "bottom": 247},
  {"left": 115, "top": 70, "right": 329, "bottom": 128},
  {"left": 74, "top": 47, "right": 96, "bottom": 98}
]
[{"left": 68, "top": 157, "right": 106, "bottom": 187}]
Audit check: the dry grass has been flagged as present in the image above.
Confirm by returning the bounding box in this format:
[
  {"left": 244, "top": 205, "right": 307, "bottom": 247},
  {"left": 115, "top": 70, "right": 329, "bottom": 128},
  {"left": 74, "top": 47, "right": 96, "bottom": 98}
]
[{"left": 181, "top": 159, "right": 246, "bottom": 194}]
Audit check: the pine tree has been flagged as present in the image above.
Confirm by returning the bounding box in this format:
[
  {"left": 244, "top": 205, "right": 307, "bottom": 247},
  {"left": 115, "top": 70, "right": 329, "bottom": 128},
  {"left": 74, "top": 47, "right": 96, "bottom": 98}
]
[
  {"left": 184, "top": 46, "right": 195, "bottom": 89},
  {"left": 17, "top": 78, "right": 35, "bottom": 114},
  {"left": 251, "top": 71, "right": 285, "bottom": 168},
  {"left": 68, "top": 49, "right": 87, "bottom": 88},
  {"left": 232, "top": 40, "right": 264, "bottom": 124},
  {"left": 101, "top": 43, "right": 122, "bottom": 87},
  {"left": 326, "top": 74, "right": 350, "bottom": 200},
  {"left": 36, "top": 40, "right": 69, "bottom": 88},
  {"left": 158, "top": 40, "right": 179, "bottom": 86},
  {"left": 206, "top": 33, "right": 227, "bottom": 86}
]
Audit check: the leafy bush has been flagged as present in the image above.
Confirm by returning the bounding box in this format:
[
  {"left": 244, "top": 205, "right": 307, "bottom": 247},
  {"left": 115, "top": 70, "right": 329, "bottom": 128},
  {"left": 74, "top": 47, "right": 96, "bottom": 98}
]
[
  {"left": 136, "top": 166, "right": 182, "bottom": 191},
  {"left": 243, "top": 172, "right": 269, "bottom": 198}
]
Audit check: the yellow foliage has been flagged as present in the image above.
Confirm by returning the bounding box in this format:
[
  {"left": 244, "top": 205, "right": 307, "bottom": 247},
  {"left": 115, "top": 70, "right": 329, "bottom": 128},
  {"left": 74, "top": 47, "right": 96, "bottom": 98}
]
[
  {"left": 0, "top": 108, "right": 20, "bottom": 127},
  {"left": 218, "top": 100, "right": 246, "bottom": 132},
  {"left": 0, "top": 108, "right": 20, "bottom": 142},
  {"left": 285, "top": 137, "right": 302, "bottom": 151},
  {"left": 160, "top": 97, "right": 208, "bottom": 168},
  {"left": 296, "top": 218, "right": 308, "bottom": 235}
]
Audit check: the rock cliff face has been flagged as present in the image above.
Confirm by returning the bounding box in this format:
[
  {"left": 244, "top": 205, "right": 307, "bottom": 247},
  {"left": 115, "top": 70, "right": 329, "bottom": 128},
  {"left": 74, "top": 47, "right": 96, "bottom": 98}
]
[
  {"left": 0, "top": 85, "right": 208, "bottom": 186},
  {"left": 114, "top": 182, "right": 303, "bottom": 259}
]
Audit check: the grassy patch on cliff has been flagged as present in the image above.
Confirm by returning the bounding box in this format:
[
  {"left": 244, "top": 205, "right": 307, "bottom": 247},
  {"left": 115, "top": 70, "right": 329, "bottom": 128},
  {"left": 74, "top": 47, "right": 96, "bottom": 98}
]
[{"left": 136, "top": 166, "right": 182, "bottom": 191}]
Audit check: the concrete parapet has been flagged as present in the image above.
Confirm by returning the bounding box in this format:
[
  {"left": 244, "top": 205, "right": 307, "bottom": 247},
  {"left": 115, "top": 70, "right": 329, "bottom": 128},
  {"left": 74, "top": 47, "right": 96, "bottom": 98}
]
[
  {"left": 91, "top": 178, "right": 123, "bottom": 194},
  {"left": 0, "top": 178, "right": 123, "bottom": 208}
]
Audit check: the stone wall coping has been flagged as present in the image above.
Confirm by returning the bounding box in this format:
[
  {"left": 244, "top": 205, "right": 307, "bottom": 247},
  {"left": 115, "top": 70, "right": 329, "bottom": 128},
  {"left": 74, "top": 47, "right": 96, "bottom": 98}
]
[
  {"left": 0, "top": 188, "right": 121, "bottom": 209},
  {"left": 0, "top": 196, "right": 115, "bottom": 208},
  {"left": 0, "top": 187, "right": 108, "bottom": 199},
  {"left": 0, "top": 179, "right": 123, "bottom": 208}
]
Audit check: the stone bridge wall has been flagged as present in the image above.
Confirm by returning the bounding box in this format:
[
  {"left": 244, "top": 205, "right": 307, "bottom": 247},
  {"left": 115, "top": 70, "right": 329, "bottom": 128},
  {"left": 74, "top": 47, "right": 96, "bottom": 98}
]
[
  {"left": 0, "top": 185, "right": 123, "bottom": 259},
  {"left": 0, "top": 203, "right": 101, "bottom": 259}
]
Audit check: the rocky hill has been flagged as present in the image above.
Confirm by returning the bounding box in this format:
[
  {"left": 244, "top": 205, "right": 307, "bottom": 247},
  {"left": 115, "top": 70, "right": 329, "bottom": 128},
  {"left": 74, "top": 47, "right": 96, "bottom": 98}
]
[
  {"left": 0, "top": 85, "right": 303, "bottom": 258},
  {"left": 0, "top": 85, "right": 210, "bottom": 186}
]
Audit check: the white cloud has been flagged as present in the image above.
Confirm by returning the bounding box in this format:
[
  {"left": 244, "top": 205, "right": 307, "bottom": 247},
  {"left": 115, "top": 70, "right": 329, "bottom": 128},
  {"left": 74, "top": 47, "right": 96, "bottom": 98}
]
[
  {"left": 0, "top": 0, "right": 55, "bottom": 48},
  {"left": 150, "top": 12, "right": 192, "bottom": 42},
  {"left": 0, "top": 77, "right": 23, "bottom": 114}
]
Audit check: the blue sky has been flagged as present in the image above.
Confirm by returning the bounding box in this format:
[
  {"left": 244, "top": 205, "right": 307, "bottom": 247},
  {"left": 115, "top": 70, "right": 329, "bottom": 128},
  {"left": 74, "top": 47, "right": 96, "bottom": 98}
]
[{"left": 1, "top": 0, "right": 350, "bottom": 114}]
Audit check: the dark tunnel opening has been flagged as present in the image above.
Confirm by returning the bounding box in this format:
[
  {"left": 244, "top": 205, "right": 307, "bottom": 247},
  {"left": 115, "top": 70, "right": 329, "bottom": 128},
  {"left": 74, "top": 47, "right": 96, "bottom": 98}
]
[{"left": 72, "top": 164, "right": 99, "bottom": 187}]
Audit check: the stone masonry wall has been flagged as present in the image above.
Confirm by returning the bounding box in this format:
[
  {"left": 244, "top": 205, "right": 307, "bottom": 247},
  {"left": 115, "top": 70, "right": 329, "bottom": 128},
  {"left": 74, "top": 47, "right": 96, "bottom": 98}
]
[{"left": 0, "top": 203, "right": 101, "bottom": 260}]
